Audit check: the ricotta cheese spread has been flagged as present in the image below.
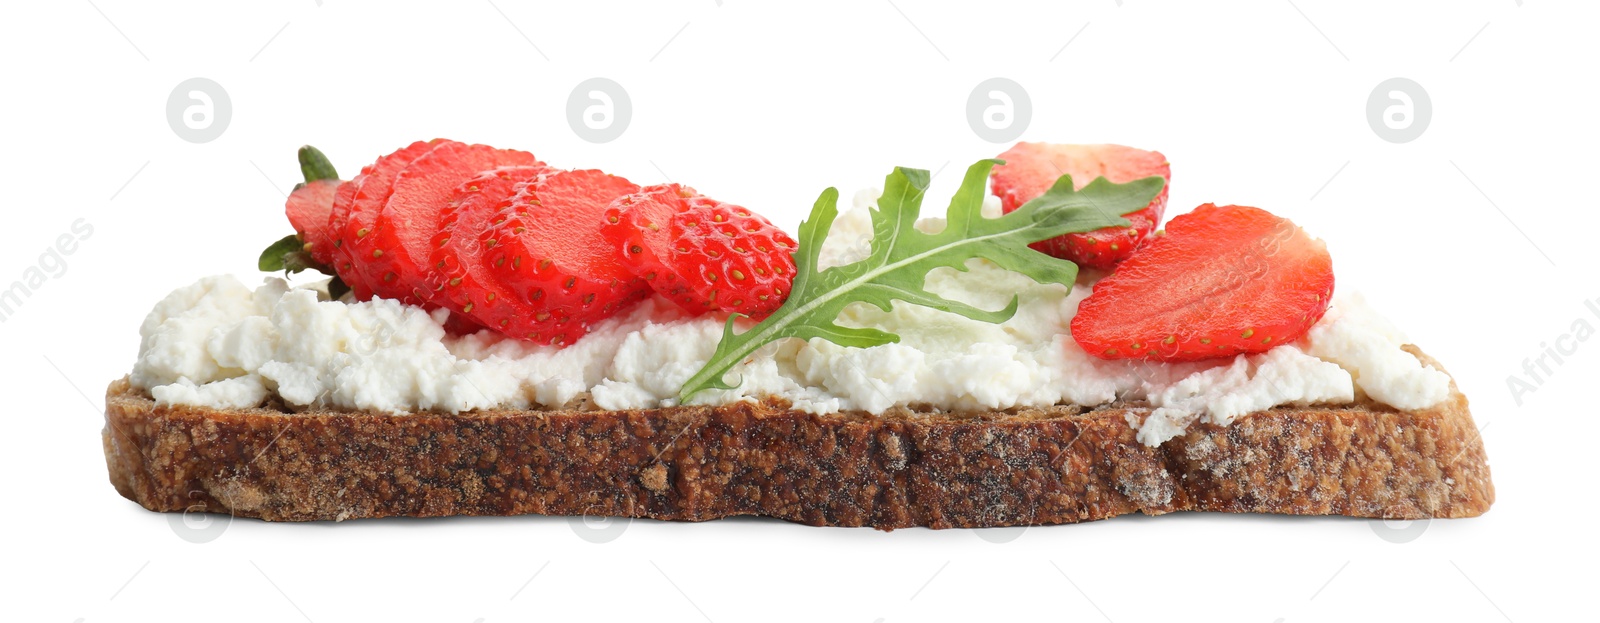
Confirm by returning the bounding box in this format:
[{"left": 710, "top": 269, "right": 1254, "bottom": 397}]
[{"left": 128, "top": 193, "right": 1453, "bottom": 445}]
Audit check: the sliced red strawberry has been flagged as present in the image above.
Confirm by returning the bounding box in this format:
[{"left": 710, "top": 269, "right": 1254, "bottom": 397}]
[
  {"left": 429, "top": 165, "right": 556, "bottom": 336},
  {"left": 285, "top": 178, "right": 341, "bottom": 266},
  {"left": 604, "top": 184, "right": 796, "bottom": 318},
  {"left": 992, "top": 142, "right": 1170, "bottom": 269},
  {"left": 602, "top": 184, "right": 681, "bottom": 285},
  {"left": 354, "top": 141, "right": 540, "bottom": 305},
  {"left": 482, "top": 169, "right": 649, "bottom": 345},
  {"left": 327, "top": 181, "right": 373, "bottom": 300},
  {"left": 331, "top": 140, "right": 441, "bottom": 301},
  {"left": 1071, "top": 204, "right": 1335, "bottom": 362}
]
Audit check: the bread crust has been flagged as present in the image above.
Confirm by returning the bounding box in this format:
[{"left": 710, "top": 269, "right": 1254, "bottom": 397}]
[{"left": 102, "top": 349, "right": 1493, "bottom": 529}]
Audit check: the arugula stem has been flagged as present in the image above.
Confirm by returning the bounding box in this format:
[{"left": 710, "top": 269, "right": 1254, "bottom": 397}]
[{"left": 680, "top": 229, "right": 1036, "bottom": 399}]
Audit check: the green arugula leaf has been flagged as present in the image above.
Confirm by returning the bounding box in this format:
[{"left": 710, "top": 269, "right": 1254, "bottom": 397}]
[{"left": 677, "top": 159, "right": 1165, "bottom": 402}]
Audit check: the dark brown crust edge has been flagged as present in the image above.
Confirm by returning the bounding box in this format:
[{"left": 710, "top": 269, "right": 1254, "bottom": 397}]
[{"left": 102, "top": 348, "right": 1493, "bottom": 529}]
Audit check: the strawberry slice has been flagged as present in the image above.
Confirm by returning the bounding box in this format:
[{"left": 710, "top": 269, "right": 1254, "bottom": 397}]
[
  {"left": 482, "top": 169, "right": 649, "bottom": 346},
  {"left": 992, "top": 142, "right": 1170, "bottom": 269},
  {"left": 604, "top": 184, "right": 797, "bottom": 318},
  {"left": 331, "top": 140, "right": 441, "bottom": 301},
  {"left": 1071, "top": 204, "right": 1335, "bottom": 361},
  {"left": 285, "top": 178, "right": 341, "bottom": 266},
  {"left": 357, "top": 141, "right": 540, "bottom": 304},
  {"left": 429, "top": 165, "right": 555, "bottom": 336},
  {"left": 326, "top": 181, "right": 372, "bottom": 300}
]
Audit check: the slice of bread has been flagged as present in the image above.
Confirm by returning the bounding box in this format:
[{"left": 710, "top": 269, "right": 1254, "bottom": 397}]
[{"left": 101, "top": 347, "right": 1493, "bottom": 529}]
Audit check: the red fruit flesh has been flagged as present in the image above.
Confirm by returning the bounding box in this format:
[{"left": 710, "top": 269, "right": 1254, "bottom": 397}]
[
  {"left": 332, "top": 140, "right": 441, "bottom": 301},
  {"left": 992, "top": 142, "right": 1170, "bottom": 269},
  {"left": 327, "top": 181, "right": 373, "bottom": 300},
  {"left": 1070, "top": 204, "right": 1335, "bottom": 362},
  {"left": 429, "top": 165, "right": 555, "bottom": 336},
  {"left": 285, "top": 178, "right": 341, "bottom": 266},
  {"left": 602, "top": 185, "right": 683, "bottom": 295},
  {"left": 482, "top": 169, "right": 650, "bottom": 345},
  {"left": 358, "top": 142, "right": 540, "bottom": 304},
  {"left": 605, "top": 184, "right": 797, "bottom": 318}
]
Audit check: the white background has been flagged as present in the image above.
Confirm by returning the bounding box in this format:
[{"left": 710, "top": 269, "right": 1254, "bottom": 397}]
[{"left": 2, "top": 0, "right": 1595, "bottom": 620}]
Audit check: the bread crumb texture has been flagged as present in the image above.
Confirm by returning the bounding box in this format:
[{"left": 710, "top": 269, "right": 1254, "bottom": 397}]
[{"left": 103, "top": 374, "right": 1492, "bottom": 529}]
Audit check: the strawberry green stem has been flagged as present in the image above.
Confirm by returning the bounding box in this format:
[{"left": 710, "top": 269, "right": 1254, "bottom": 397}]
[{"left": 298, "top": 145, "right": 338, "bottom": 184}]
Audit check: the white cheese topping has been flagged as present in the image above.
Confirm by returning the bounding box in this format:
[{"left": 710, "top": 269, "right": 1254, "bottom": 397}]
[{"left": 129, "top": 194, "right": 1453, "bottom": 445}]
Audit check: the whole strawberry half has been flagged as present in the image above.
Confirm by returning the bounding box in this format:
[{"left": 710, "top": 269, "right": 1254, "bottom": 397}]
[
  {"left": 991, "top": 142, "right": 1170, "bottom": 269},
  {"left": 1070, "top": 203, "right": 1335, "bottom": 361},
  {"left": 284, "top": 178, "right": 341, "bottom": 266},
  {"left": 603, "top": 184, "right": 797, "bottom": 318},
  {"left": 481, "top": 169, "right": 650, "bottom": 346}
]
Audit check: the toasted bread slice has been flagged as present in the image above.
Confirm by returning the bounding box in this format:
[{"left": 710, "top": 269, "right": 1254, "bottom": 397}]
[{"left": 102, "top": 346, "right": 1492, "bottom": 529}]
